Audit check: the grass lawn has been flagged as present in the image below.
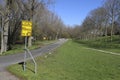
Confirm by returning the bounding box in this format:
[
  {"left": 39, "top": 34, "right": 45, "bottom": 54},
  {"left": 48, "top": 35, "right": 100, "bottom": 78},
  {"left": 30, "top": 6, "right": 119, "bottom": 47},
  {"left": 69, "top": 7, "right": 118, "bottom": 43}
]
[
  {"left": 75, "top": 35, "right": 120, "bottom": 53},
  {"left": 8, "top": 40, "right": 120, "bottom": 80}
]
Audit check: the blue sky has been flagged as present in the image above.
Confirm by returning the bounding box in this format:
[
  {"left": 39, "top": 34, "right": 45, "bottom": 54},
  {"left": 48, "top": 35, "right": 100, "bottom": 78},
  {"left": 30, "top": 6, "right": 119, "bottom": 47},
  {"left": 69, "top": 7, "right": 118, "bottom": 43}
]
[{"left": 54, "top": 0, "right": 103, "bottom": 26}]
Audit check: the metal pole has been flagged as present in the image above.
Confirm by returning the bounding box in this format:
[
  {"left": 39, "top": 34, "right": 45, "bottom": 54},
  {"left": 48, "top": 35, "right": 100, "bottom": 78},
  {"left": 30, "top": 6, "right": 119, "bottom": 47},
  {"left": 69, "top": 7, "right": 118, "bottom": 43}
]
[
  {"left": 23, "top": 36, "right": 37, "bottom": 74},
  {"left": 25, "top": 37, "right": 27, "bottom": 49},
  {"left": 27, "top": 49, "right": 37, "bottom": 74},
  {"left": 23, "top": 37, "right": 27, "bottom": 71}
]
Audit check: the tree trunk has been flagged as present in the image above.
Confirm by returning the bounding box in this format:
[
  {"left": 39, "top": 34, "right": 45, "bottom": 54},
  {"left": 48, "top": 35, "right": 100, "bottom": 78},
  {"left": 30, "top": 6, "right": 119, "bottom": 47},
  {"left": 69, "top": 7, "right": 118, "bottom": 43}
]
[
  {"left": 111, "top": 15, "right": 114, "bottom": 41},
  {"left": 1, "top": 32, "right": 4, "bottom": 54},
  {"left": 28, "top": 36, "right": 32, "bottom": 47},
  {"left": 105, "top": 21, "right": 108, "bottom": 42},
  {"left": 28, "top": 0, "right": 34, "bottom": 47},
  {"left": 1, "top": 0, "right": 10, "bottom": 53},
  {"left": 3, "top": 17, "right": 9, "bottom": 52},
  {"left": 28, "top": 18, "right": 32, "bottom": 47},
  {"left": 0, "top": 17, "right": 4, "bottom": 54},
  {"left": 55, "top": 31, "right": 59, "bottom": 40}
]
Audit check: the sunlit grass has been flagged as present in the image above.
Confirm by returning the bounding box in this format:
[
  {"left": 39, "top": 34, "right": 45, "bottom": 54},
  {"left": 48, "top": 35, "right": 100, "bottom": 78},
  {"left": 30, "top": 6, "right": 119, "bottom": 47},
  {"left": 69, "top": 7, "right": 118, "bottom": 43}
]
[
  {"left": 8, "top": 40, "right": 120, "bottom": 80},
  {"left": 75, "top": 35, "right": 120, "bottom": 53}
]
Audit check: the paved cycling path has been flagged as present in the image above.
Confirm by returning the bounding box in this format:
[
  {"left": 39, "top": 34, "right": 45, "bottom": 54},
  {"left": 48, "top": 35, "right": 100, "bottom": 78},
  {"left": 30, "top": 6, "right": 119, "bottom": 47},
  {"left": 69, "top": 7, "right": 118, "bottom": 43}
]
[{"left": 0, "top": 39, "right": 67, "bottom": 68}]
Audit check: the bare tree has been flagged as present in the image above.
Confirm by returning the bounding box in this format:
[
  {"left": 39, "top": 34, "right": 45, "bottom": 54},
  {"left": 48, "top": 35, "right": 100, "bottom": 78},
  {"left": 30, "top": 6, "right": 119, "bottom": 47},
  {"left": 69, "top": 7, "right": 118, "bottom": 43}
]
[
  {"left": 104, "top": 0, "right": 120, "bottom": 41},
  {"left": 0, "top": 0, "right": 11, "bottom": 53},
  {"left": 0, "top": 0, "right": 67, "bottom": 54}
]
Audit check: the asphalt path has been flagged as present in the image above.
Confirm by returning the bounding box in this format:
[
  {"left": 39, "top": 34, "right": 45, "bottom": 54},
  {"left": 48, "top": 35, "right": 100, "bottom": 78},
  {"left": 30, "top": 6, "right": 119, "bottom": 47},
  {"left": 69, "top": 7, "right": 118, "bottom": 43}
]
[{"left": 0, "top": 39, "right": 68, "bottom": 68}]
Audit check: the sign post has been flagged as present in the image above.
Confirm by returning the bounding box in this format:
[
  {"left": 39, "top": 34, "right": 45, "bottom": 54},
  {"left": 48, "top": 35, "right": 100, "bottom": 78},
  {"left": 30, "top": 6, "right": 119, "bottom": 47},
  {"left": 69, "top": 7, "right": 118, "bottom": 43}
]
[{"left": 21, "top": 20, "right": 37, "bottom": 74}]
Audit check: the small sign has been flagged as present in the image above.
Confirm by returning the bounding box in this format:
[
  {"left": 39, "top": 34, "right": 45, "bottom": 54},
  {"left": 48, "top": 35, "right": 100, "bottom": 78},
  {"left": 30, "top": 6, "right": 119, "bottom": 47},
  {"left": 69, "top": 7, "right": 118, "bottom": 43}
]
[{"left": 21, "top": 20, "right": 32, "bottom": 36}]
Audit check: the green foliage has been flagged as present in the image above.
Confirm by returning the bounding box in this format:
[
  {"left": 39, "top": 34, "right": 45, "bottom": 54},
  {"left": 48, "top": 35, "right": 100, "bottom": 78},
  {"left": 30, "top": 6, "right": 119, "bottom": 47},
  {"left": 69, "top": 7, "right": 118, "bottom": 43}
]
[{"left": 8, "top": 40, "right": 120, "bottom": 80}]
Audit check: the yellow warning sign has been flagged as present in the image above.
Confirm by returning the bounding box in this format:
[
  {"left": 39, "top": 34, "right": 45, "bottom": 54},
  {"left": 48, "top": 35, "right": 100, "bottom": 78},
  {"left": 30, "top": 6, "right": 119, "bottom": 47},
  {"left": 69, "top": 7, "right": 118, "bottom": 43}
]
[{"left": 21, "top": 20, "right": 32, "bottom": 36}]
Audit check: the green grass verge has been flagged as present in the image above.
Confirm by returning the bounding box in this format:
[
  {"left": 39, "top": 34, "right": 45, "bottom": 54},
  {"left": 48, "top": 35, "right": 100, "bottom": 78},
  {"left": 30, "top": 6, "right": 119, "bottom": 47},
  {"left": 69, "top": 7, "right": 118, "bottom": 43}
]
[
  {"left": 1, "top": 40, "right": 56, "bottom": 55},
  {"left": 8, "top": 40, "right": 120, "bottom": 80},
  {"left": 75, "top": 35, "right": 120, "bottom": 53}
]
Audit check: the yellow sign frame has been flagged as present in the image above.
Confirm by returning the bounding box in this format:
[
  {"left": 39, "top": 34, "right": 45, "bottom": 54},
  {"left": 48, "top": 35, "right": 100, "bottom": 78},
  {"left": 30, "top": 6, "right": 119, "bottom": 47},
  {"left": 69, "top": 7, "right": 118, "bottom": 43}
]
[{"left": 21, "top": 20, "right": 32, "bottom": 36}]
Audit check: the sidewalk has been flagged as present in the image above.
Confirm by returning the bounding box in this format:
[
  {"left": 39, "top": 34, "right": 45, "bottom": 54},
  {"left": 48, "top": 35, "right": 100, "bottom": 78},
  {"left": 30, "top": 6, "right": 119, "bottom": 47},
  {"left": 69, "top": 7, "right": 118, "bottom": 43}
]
[{"left": 0, "top": 68, "right": 19, "bottom": 80}]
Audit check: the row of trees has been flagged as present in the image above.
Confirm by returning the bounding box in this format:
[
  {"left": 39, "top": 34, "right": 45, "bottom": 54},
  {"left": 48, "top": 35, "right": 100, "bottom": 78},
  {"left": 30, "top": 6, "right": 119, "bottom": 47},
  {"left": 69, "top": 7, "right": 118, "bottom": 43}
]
[
  {"left": 2, "top": 0, "right": 118, "bottom": 54},
  {"left": 71, "top": 0, "right": 120, "bottom": 40},
  {"left": 0, "top": 0, "right": 69, "bottom": 54}
]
